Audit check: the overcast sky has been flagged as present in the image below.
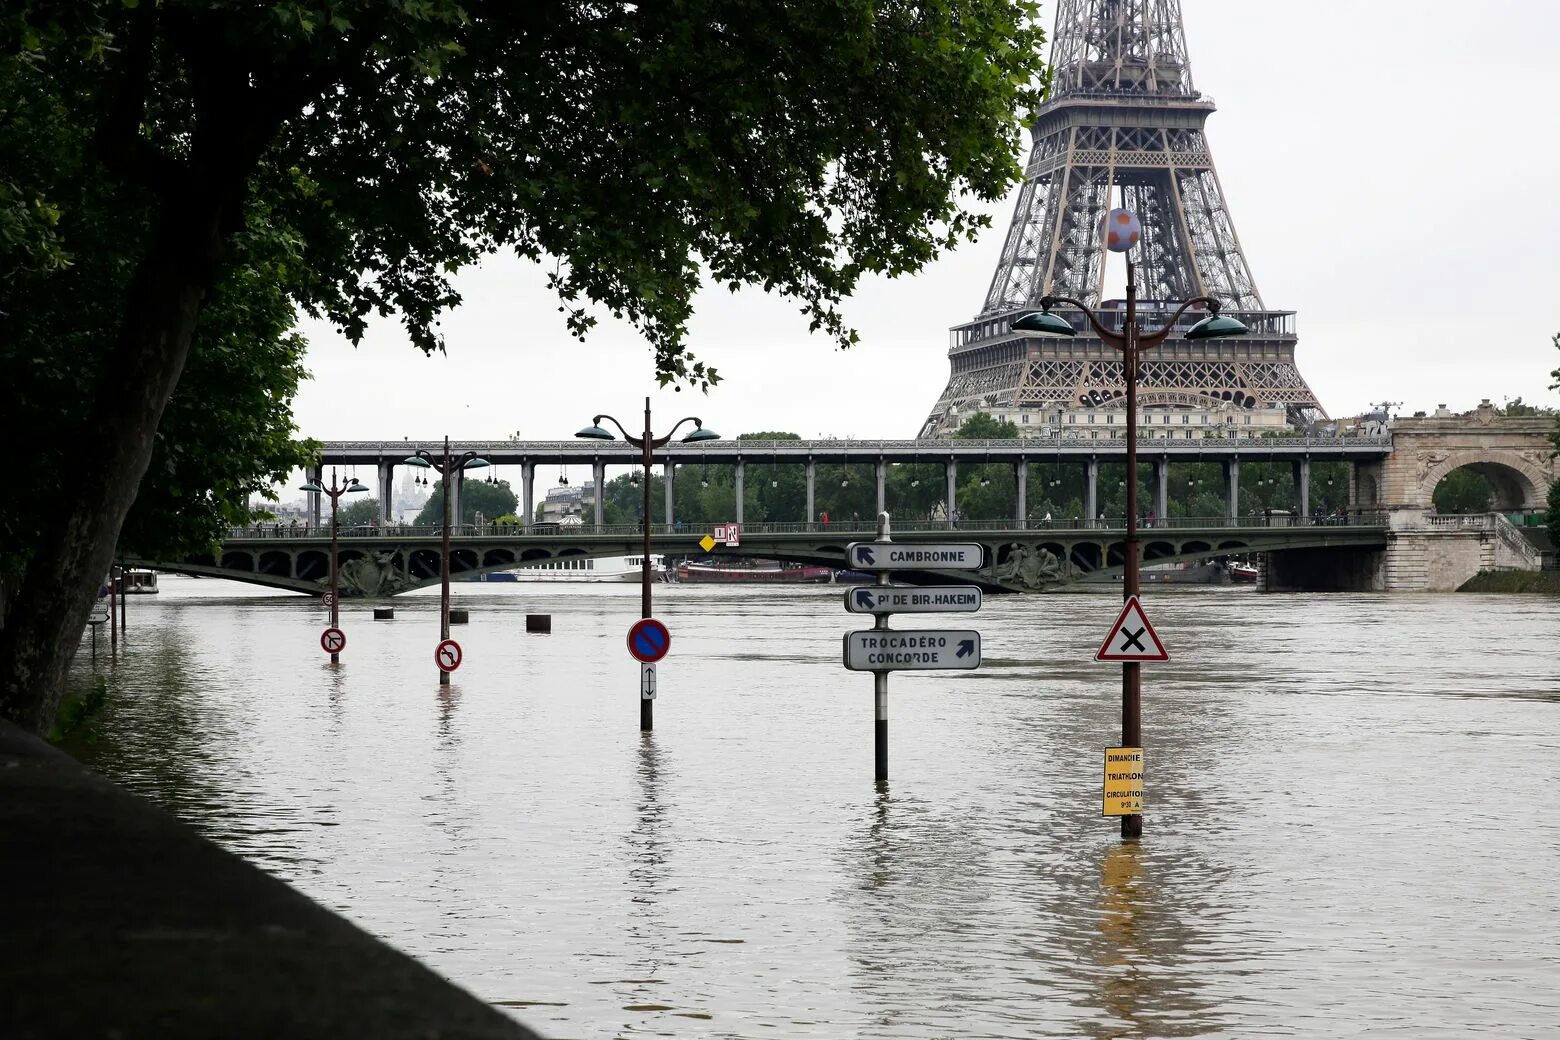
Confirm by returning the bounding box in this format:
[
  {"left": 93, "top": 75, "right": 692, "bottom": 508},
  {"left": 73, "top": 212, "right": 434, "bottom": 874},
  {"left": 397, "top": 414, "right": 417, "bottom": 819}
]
[{"left": 291, "top": 0, "right": 1560, "bottom": 487}]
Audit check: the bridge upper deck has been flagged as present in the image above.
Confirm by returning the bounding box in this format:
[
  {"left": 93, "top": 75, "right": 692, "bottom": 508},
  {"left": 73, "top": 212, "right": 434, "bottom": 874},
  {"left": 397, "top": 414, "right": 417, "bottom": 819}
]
[{"left": 319, "top": 436, "right": 1392, "bottom": 467}]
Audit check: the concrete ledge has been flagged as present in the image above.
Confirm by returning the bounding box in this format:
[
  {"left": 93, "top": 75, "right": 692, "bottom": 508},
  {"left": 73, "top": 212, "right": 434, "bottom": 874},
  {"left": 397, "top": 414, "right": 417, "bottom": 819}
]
[{"left": 0, "top": 723, "right": 540, "bottom": 1040}]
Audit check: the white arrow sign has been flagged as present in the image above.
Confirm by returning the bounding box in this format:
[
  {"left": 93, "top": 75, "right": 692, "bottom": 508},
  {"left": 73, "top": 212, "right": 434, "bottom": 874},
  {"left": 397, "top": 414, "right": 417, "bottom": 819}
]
[
  {"left": 640, "top": 663, "right": 657, "bottom": 701},
  {"left": 843, "top": 630, "right": 982, "bottom": 672},
  {"left": 845, "top": 542, "right": 983, "bottom": 571},
  {"left": 1095, "top": 595, "right": 1168, "bottom": 662},
  {"left": 844, "top": 586, "right": 983, "bottom": 614}
]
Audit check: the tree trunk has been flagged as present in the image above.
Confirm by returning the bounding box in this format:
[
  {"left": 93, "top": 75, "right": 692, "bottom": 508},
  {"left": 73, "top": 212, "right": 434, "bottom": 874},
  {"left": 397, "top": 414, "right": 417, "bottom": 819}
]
[{"left": 0, "top": 201, "right": 231, "bottom": 732}]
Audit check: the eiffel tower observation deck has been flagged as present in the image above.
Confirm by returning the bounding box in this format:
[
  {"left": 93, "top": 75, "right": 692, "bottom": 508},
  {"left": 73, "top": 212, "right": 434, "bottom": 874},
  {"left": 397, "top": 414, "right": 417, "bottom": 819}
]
[{"left": 920, "top": 0, "right": 1326, "bottom": 438}]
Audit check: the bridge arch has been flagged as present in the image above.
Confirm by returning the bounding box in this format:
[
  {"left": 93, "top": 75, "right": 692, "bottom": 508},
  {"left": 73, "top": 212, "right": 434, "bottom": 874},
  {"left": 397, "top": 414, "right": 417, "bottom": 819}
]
[{"left": 1421, "top": 451, "right": 1548, "bottom": 512}]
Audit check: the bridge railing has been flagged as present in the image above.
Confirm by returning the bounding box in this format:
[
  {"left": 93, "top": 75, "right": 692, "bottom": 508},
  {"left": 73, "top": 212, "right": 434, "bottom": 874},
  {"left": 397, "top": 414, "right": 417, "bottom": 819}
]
[{"left": 225, "top": 512, "right": 1387, "bottom": 542}]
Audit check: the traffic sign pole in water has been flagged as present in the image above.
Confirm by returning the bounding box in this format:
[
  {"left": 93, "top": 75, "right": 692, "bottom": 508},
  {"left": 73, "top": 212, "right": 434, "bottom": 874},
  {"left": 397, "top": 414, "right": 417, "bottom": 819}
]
[
  {"left": 402, "top": 437, "right": 489, "bottom": 685},
  {"left": 1013, "top": 212, "right": 1249, "bottom": 839},
  {"left": 299, "top": 466, "right": 369, "bottom": 665},
  {"left": 872, "top": 512, "right": 891, "bottom": 784},
  {"left": 575, "top": 400, "right": 719, "bottom": 733}
]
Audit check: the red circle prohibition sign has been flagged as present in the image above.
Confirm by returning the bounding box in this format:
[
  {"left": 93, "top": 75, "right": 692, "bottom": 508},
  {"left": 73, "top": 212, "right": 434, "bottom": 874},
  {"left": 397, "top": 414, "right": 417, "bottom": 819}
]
[
  {"left": 320, "top": 627, "right": 346, "bottom": 654},
  {"left": 627, "top": 618, "right": 671, "bottom": 663},
  {"left": 435, "top": 638, "right": 463, "bottom": 673}
]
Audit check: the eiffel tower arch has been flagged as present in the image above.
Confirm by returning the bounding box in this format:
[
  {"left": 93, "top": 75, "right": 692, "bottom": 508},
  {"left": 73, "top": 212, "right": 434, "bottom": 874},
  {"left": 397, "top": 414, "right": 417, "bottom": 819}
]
[{"left": 921, "top": 0, "right": 1326, "bottom": 438}]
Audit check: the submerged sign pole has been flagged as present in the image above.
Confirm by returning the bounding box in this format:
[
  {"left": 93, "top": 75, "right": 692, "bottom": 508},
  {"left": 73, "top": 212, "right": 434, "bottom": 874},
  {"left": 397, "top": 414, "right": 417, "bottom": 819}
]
[
  {"left": 872, "top": 514, "right": 891, "bottom": 784},
  {"left": 843, "top": 517, "right": 985, "bottom": 784}
]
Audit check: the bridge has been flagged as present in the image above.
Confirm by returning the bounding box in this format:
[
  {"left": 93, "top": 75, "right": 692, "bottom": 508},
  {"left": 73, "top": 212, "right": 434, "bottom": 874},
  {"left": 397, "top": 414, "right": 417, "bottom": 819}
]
[
  {"left": 131, "top": 516, "right": 1389, "bottom": 596},
  {"left": 130, "top": 404, "right": 1550, "bottom": 594},
  {"left": 309, "top": 435, "right": 1394, "bottom": 532}
]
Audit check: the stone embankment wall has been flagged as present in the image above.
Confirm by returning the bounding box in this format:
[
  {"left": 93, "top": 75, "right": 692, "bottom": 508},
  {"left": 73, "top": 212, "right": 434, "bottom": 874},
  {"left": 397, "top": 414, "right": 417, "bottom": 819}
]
[{"left": 1458, "top": 570, "right": 1560, "bottom": 594}]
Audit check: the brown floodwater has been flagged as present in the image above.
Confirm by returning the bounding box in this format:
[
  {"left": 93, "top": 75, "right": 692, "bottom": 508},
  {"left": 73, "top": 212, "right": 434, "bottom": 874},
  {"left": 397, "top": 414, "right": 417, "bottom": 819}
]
[{"left": 72, "top": 577, "right": 1560, "bottom": 1038}]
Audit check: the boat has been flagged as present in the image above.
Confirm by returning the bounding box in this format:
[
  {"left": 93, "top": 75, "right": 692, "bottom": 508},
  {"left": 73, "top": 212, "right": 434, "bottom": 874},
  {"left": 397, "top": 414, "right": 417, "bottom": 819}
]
[
  {"left": 508, "top": 554, "right": 668, "bottom": 583},
  {"left": 1229, "top": 562, "right": 1259, "bottom": 584},
  {"left": 114, "top": 570, "right": 160, "bottom": 595},
  {"left": 675, "top": 559, "right": 834, "bottom": 583}
]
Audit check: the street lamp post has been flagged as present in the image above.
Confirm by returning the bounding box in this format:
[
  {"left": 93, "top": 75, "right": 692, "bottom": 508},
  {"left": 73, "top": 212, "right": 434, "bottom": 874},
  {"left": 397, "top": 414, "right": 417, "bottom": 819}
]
[
  {"left": 576, "top": 398, "right": 719, "bottom": 731},
  {"left": 1014, "top": 208, "right": 1248, "bottom": 839},
  {"left": 298, "top": 467, "right": 370, "bottom": 663},
  {"left": 403, "top": 437, "right": 489, "bottom": 685}
]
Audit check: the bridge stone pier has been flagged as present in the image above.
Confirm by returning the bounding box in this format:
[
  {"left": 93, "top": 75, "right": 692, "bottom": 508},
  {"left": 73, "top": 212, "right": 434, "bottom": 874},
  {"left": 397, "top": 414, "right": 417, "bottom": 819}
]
[{"left": 1274, "top": 402, "right": 1555, "bottom": 592}]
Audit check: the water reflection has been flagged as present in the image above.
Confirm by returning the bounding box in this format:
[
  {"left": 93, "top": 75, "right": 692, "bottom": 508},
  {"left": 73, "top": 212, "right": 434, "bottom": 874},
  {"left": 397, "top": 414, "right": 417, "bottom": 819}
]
[
  {"left": 842, "top": 791, "right": 1000, "bottom": 1037},
  {"left": 614, "top": 734, "right": 675, "bottom": 1018}
]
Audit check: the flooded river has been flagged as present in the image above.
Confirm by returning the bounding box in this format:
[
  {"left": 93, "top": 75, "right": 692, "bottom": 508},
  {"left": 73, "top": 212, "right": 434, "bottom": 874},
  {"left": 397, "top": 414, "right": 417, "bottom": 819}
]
[{"left": 71, "top": 578, "right": 1560, "bottom": 1038}]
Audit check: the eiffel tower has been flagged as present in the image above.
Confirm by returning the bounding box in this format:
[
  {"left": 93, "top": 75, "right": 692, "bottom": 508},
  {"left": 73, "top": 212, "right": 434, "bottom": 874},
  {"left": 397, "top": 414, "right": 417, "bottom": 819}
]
[{"left": 920, "top": 0, "right": 1326, "bottom": 437}]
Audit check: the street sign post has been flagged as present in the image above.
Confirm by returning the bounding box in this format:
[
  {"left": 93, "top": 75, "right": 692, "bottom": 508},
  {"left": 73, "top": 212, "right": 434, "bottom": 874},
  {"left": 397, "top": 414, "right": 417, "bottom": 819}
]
[
  {"left": 713, "top": 522, "right": 741, "bottom": 546},
  {"left": 435, "top": 638, "right": 462, "bottom": 673},
  {"left": 1095, "top": 595, "right": 1168, "bottom": 662},
  {"left": 845, "top": 542, "right": 983, "bottom": 572},
  {"left": 320, "top": 627, "right": 346, "bottom": 655},
  {"left": 843, "top": 630, "right": 981, "bottom": 671},
  {"left": 845, "top": 585, "right": 982, "bottom": 615},
  {"left": 640, "top": 663, "right": 657, "bottom": 701},
  {"left": 627, "top": 618, "right": 671, "bottom": 664},
  {"left": 322, "top": 591, "right": 336, "bottom": 609},
  {"left": 844, "top": 515, "right": 983, "bottom": 784}
]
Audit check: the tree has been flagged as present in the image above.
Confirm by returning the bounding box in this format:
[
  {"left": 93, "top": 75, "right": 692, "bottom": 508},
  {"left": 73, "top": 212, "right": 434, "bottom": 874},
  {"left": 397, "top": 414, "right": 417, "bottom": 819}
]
[
  {"left": 413, "top": 479, "right": 518, "bottom": 527},
  {"left": 0, "top": 21, "right": 316, "bottom": 638},
  {"left": 1432, "top": 469, "right": 1493, "bottom": 515},
  {"left": 336, "top": 498, "right": 381, "bottom": 528},
  {"left": 0, "top": 2, "right": 1048, "bottom": 732},
  {"left": 1547, "top": 479, "right": 1560, "bottom": 552}
]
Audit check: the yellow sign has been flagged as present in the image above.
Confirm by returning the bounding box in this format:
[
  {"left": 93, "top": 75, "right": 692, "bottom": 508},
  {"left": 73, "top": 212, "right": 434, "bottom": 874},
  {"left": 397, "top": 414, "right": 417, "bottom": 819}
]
[
  {"left": 1102, "top": 746, "right": 1144, "bottom": 817},
  {"left": 699, "top": 534, "right": 717, "bottom": 552}
]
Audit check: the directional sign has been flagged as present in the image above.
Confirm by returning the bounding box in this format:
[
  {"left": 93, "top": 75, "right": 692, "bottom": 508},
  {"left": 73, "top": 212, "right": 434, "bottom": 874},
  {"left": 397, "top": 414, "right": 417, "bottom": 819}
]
[
  {"left": 627, "top": 618, "right": 671, "bottom": 663},
  {"left": 640, "top": 663, "right": 657, "bottom": 701},
  {"left": 435, "top": 638, "right": 463, "bottom": 672},
  {"left": 845, "top": 585, "right": 983, "bottom": 614},
  {"left": 322, "top": 591, "right": 336, "bottom": 608},
  {"left": 1095, "top": 595, "right": 1168, "bottom": 662},
  {"left": 845, "top": 542, "right": 983, "bottom": 572},
  {"left": 87, "top": 608, "right": 110, "bottom": 626},
  {"left": 1102, "top": 746, "right": 1145, "bottom": 816},
  {"left": 842, "top": 630, "right": 981, "bottom": 672},
  {"left": 320, "top": 627, "right": 346, "bottom": 654}
]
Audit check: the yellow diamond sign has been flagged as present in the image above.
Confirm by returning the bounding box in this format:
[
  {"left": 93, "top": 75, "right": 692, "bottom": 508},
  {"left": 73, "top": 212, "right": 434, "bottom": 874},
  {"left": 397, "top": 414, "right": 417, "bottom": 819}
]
[{"left": 699, "top": 534, "right": 716, "bottom": 552}]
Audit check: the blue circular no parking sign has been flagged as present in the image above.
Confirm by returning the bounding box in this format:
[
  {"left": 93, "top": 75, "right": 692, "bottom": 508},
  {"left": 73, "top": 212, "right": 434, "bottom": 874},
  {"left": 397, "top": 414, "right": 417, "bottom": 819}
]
[{"left": 627, "top": 618, "right": 670, "bottom": 663}]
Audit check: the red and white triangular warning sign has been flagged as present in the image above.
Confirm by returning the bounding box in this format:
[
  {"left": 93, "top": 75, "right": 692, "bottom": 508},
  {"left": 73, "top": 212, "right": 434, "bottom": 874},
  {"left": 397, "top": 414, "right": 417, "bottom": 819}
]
[{"left": 1095, "top": 595, "right": 1168, "bottom": 662}]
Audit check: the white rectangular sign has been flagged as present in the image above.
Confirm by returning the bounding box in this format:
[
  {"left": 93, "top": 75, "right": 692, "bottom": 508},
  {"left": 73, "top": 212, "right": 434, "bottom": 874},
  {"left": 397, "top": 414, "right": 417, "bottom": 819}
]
[
  {"left": 844, "top": 586, "right": 983, "bottom": 615},
  {"left": 713, "top": 522, "right": 741, "bottom": 546},
  {"left": 845, "top": 542, "right": 984, "bottom": 572},
  {"left": 640, "top": 663, "right": 657, "bottom": 700},
  {"left": 842, "top": 630, "right": 982, "bottom": 672}
]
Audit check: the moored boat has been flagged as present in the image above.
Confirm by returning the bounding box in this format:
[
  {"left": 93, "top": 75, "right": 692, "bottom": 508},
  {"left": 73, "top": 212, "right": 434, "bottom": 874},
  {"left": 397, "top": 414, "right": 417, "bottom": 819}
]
[
  {"left": 676, "top": 559, "right": 834, "bottom": 583},
  {"left": 508, "top": 554, "right": 668, "bottom": 583}
]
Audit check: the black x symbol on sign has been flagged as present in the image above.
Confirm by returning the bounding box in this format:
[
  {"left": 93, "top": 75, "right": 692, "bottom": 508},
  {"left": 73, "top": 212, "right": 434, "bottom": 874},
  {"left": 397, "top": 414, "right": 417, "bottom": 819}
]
[{"left": 1121, "top": 626, "right": 1146, "bottom": 652}]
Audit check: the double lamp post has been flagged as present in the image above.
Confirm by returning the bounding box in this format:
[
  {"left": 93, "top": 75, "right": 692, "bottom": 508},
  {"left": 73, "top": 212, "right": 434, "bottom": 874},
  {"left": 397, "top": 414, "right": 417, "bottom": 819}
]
[
  {"left": 404, "top": 437, "right": 489, "bottom": 685},
  {"left": 576, "top": 397, "right": 718, "bottom": 731},
  {"left": 299, "top": 467, "right": 369, "bottom": 663},
  {"left": 1013, "top": 206, "right": 1248, "bottom": 839}
]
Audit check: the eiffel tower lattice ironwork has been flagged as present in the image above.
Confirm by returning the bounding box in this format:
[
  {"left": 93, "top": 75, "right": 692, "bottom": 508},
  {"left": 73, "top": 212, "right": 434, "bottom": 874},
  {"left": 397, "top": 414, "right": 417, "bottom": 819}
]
[{"left": 921, "top": 0, "right": 1326, "bottom": 437}]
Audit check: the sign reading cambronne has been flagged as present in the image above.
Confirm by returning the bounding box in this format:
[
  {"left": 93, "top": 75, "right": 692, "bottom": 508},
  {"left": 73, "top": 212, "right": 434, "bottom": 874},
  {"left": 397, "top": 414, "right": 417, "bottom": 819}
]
[
  {"left": 845, "top": 542, "right": 983, "bottom": 572},
  {"left": 842, "top": 630, "right": 981, "bottom": 672}
]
